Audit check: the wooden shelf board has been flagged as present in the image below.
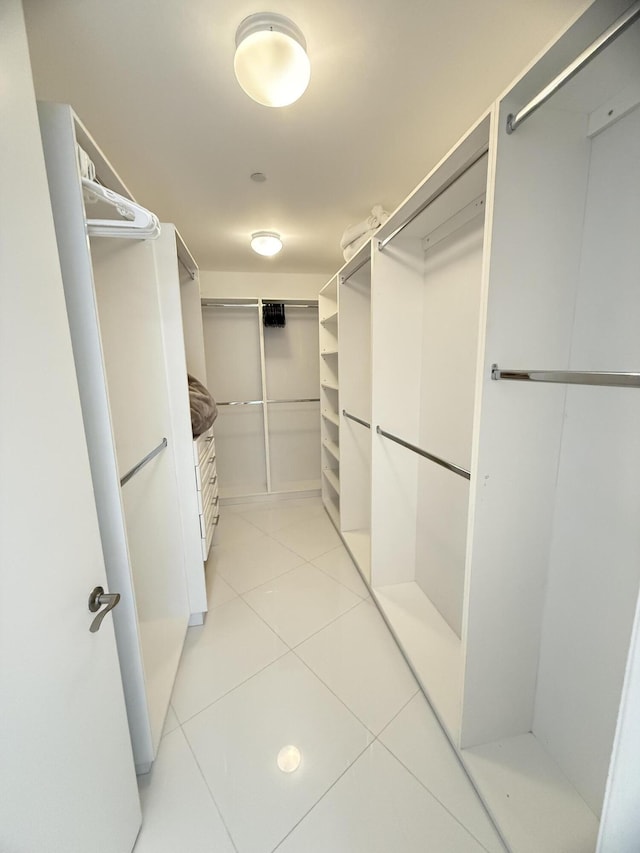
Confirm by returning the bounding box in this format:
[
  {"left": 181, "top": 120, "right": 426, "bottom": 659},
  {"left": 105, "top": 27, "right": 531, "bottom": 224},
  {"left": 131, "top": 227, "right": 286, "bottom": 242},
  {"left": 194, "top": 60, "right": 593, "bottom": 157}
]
[
  {"left": 373, "top": 581, "right": 462, "bottom": 739},
  {"left": 323, "top": 468, "right": 340, "bottom": 495},
  {"left": 323, "top": 438, "right": 340, "bottom": 462},
  {"left": 462, "top": 734, "right": 599, "bottom": 853},
  {"left": 321, "top": 382, "right": 339, "bottom": 392},
  {"left": 321, "top": 349, "right": 338, "bottom": 356},
  {"left": 323, "top": 494, "right": 340, "bottom": 531},
  {"left": 321, "top": 311, "right": 338, "bottom": 325},
  {"left": 322, "top": 409, "right": 340, "bottom": 427}
]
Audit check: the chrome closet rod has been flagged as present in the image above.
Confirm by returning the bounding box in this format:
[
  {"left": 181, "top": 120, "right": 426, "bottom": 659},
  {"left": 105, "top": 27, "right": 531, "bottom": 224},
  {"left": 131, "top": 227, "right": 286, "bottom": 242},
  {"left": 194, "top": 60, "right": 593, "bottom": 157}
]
[
  {"left": 506, "top": 1, "right": 640, "bottom": 133},
  {"left": 219, "top": 398, "right": 320, "bottom": 406},
  {"left": 120, "top": 438, "right": 168, "bottom": 487},
  {"left": 377, "top": 146, "right": 489, "bottom": 250},
  {"left": 376, "top": 426, "right": 471, "bottom": 480},
  {"left": 201, "top": 302, "right": 259, "bottom": 308},
  {"left": 201, "top": 301, "right": 317, "bottom": 308},
  {"left": 491, "top": 365, "right": 640, "bottom": 388},
  {"left": 341, "top": 255, "right": 371, "bottom": 284},
  {"left": 343, "top": 410, "right": 371, "bottom": 430}
]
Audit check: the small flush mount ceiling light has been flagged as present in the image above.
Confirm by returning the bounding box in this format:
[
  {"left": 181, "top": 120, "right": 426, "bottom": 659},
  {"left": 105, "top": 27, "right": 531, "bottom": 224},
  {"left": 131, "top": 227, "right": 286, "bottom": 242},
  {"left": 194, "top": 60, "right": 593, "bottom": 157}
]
[
  {"left": 251, "top": 231, "right": 283, "bottom": 256},
  {"left": 234, "top": 13, "right": 311, "bottom": 107}
]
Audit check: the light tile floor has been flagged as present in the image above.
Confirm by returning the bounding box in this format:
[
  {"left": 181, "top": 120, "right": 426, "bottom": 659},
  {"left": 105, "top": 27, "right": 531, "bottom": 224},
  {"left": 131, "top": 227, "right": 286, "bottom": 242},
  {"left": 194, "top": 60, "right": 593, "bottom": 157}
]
[{"left": 134, "top": 496, "right": 506, "bottom": 853}]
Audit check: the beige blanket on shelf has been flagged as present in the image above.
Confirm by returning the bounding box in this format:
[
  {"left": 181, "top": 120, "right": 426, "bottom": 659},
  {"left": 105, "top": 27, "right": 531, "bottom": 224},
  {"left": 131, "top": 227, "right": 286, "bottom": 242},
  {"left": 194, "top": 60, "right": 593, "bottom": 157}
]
[{"left": 188, "top": 374, "right": 218, "bottom": 438}]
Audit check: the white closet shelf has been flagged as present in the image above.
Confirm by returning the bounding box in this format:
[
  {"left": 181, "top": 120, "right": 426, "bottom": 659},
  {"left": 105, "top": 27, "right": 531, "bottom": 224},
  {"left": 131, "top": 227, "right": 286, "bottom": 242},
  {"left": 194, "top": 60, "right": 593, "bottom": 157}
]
[
  {"left": 323, "top": 468, "right": 340, "bottom": 495},
  {"left": 342, "top": 528, "right": 371, "bottom": 576},
  {"left": 321, "top": 381, "right": 339, "bottom": 392},
  {"left": 321, "top": 311, "right": 338, "bottom": 325},
  {"left": 322, "top": 409, "right": 340, "bottom": 427},
  {"left": 323, "top": 437, "right": 340, "bottom": 462},
  {"left": 321, "top": 349, "right": 338, "bottom": 357},
  {"left": 462, "top": 734, "right": 599, "bottom": 853},
  {"left": 373, "top": 581, "right": 462, "bottom": 739},
  {"left": 324, "top": 496, "right": 340, "bottom": 532}
]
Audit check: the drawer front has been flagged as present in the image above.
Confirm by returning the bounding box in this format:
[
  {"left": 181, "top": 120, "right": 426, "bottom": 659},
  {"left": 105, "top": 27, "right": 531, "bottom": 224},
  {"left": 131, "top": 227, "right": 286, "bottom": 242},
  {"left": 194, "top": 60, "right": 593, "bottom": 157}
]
[
  {"left": 198, "top": 432, "right": 215, "bottom": 468},
  {"left": 193, "top": 429, "right": 214, "bottom": 465}
]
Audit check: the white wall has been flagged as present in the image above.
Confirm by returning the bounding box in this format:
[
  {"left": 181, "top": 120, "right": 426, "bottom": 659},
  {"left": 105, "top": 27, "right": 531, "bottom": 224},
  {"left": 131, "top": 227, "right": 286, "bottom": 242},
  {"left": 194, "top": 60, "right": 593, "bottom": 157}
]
[{"left": 199, "top": 271, "right": 329, "bottom": 301}]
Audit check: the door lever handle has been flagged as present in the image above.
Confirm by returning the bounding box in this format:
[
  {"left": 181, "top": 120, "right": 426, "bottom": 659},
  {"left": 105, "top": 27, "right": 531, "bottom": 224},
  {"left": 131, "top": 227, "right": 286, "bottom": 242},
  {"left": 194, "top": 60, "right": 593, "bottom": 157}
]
[{"left": 88, "top": 586, "right": 121, "bottom": 633}]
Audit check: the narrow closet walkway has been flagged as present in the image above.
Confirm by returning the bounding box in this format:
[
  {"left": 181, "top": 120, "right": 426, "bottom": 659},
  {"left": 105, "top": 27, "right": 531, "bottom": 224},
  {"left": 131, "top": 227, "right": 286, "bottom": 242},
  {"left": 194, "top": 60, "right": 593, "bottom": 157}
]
[{"left": 133, "top": 497, "right": 505, "bottom": 853}]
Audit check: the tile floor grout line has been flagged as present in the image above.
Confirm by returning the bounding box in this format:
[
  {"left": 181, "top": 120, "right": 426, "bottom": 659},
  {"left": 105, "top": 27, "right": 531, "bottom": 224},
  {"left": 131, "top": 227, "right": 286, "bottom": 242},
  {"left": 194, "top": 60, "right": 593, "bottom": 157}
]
[
  {"left": 218, "top": 554, "right": 308, "bottom": 597},
  {"left": 237, "top": 565, "right": 364, "bottom": 649},
  {"left": 180, "top": 724, "right": 242, "bottom": 853},
  {"left": 175, "top": 645, "right": 290, "bottom": 728},
  {"left": 233, "top": 508, "right": 328, "bottom": 537},
  {"left": 291, "top": 645, "right": 379, "bottom": 741},
  {"left": 269, "top": 740, "right": 374, "bottom": 852},
  {"left": 375, "top": 688, "right": 421, "bottom": 738},
  {"left": 289, "top": 596, "right": 367, "bottom": 651},
  {"left": 309, "top": 558, "right": 370, "bottom": 601},
  {"left": 373, "top": 738, "right": 503, "bottom": 853}
]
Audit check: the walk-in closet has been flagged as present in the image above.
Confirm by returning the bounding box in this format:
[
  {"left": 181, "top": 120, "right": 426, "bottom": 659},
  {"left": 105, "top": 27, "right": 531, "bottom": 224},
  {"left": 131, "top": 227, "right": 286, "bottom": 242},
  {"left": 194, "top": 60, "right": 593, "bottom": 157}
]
[{"left": 6, "top": 0, "right": 640, "bottom": 851}]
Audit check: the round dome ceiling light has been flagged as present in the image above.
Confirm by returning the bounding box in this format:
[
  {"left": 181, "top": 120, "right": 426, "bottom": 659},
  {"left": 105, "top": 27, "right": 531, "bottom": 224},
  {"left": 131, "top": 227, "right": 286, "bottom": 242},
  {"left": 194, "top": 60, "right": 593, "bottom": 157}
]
[
  {"left": 251, "top": 231, "right": 283, "bottom": 256},
  {"left": 234, "top": 13, "right": 311, "bottom": 107}
]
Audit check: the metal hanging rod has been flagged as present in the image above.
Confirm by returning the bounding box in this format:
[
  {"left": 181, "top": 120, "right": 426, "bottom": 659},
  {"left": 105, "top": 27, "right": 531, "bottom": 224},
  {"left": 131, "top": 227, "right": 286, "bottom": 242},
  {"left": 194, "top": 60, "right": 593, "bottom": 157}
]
[
  {"left": 507, "top": 1, "right": 640, "bottom": 134},
  {"left": 341, "top": 255, "right": 371, "bottom": 285},
  {"left": 491, "top": 365, "right": 640, "bottom": 388},
  {"left": 343, "top": 410, "right": 371, "bottom": 430},
  {"left": 376, "top": 426, "right": 470, "bottom": 480},
  {"left": 219, "top": 397, "right": 320, "bottom": 406},
  {"left": 378, "top": 147, "right": 489, "bottom": 250},
  {"left": 268, "top": 397, "right": 320, "bottom": 404},
  {"left": 201, "top": 301, "right": 317, "bottom": 309},
  {"left": 120, "top": 438, "right": 168, "bottom": 487},
  {"left": 201, "top": 302, "right": 259, "bottom": 308}
]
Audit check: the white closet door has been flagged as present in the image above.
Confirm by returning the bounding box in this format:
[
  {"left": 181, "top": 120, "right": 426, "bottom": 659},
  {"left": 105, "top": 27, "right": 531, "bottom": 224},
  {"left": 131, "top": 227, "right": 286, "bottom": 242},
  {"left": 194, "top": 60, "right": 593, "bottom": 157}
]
[{"left": 0, "top": 2, "right": 140, "bottom": 849}]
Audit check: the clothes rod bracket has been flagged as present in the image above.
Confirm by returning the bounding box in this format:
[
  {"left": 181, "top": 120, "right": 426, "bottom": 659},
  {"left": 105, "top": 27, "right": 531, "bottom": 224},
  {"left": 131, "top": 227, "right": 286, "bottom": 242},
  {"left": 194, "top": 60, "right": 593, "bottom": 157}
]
[
  {"left": 378, "top": 146, "right": 488, "bottom": 250},
  {"left": 376, "top": 426, "right": 470, "bottom": 480},
  {"left": 491, "top": 364, "right": 640, "bottom": 388},
  {"left": 506, "top": 1, "right": 640, "bottom": 134},
  {"left": 343, "top": 410, "right": 371, "bottom": 430},
  {"left": 120, "top": 438, "right": 168, "bottom": 487}
]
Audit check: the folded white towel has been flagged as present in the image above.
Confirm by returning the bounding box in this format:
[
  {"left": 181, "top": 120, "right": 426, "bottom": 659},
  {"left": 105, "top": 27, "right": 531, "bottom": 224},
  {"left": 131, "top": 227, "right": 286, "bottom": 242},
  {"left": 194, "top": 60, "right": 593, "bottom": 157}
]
[
  {"left": 342, "top": 229, "right": 375, "bottom": 262},
  {"left": 340, "top": 204, "right": 389, "bottom": 250}
]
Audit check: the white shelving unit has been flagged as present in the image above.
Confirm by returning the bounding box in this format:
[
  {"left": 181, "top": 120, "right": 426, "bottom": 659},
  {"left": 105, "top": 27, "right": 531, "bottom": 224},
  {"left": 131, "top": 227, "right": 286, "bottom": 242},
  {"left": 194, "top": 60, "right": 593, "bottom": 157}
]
[
  {"left": 203, "top": 298, "right": 321, "bottom": 500},
  {"left": 38, "top": 103, "right": 194, "bottom": 774},
  {"left": 319, "top": 276, "right": 340, "bottom": 526},
  {"left": 318, "top": 2, "right": 640, "bottom": 849},
  {"left": 339, "top": 247, "right": 373, "bottom": 583}
]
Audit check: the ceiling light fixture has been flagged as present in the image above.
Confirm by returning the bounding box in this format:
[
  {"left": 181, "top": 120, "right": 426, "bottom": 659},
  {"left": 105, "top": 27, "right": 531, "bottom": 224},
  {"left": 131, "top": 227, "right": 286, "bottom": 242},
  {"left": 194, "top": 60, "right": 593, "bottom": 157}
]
[
  {"left": 234, "top": 13, "right": 311, "bottom": 107},
  {"left": 251, "top": 231, "right": 283, "bottom": 256}
]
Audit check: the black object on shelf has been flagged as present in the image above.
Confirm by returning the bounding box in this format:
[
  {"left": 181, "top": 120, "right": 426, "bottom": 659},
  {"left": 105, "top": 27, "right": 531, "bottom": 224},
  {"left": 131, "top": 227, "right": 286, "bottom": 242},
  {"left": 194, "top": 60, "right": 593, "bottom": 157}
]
[{"left": 263, "top": 302, "right": 286, "bottom": 328}]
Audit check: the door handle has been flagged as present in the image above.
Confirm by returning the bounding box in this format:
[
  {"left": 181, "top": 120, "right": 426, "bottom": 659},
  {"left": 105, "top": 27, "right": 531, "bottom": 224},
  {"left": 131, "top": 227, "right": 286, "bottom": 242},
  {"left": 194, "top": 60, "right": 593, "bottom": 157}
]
[{"left": 88, "top": 586, "right": 121, "bottom": 633}]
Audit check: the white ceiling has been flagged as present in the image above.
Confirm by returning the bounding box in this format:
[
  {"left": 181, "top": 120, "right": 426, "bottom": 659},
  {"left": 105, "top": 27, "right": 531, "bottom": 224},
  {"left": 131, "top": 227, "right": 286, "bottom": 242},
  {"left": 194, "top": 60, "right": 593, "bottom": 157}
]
[{"left": 23, "top": 0, "right": 588, "bottom": 274}]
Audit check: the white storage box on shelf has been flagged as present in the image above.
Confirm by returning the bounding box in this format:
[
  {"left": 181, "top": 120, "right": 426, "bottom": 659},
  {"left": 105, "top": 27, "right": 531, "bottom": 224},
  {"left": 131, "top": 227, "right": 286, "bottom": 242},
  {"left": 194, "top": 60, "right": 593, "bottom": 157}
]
[{"left": 318, "top": 1, "right": 640, "bottom": 849}]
